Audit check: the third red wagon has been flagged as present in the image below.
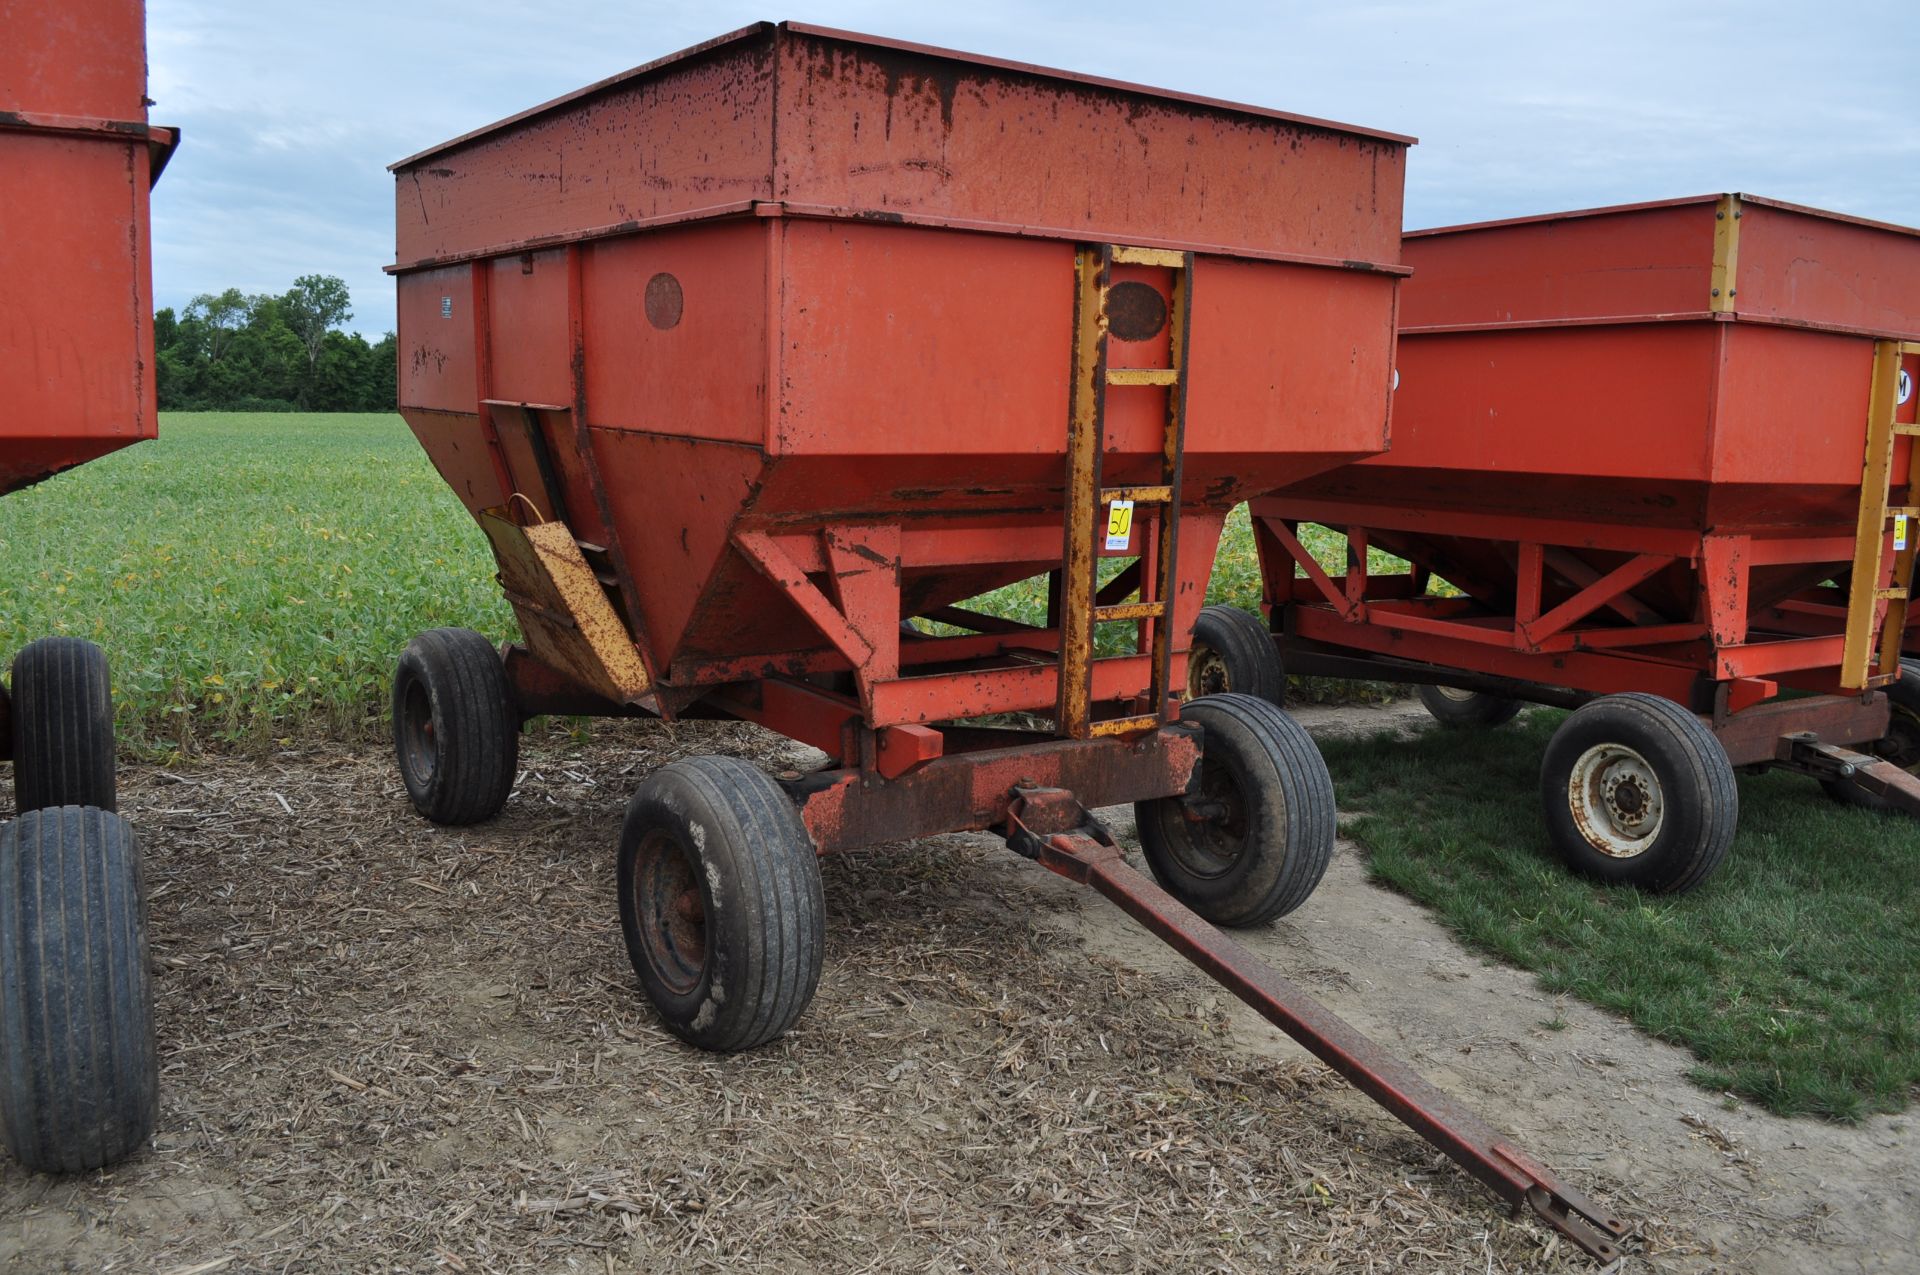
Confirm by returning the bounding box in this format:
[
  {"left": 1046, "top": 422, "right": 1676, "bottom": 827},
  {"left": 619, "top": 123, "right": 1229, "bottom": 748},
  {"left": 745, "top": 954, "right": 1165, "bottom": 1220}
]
[{"left": 1233, "top": 193, "right": 1920, "bottom": 891}]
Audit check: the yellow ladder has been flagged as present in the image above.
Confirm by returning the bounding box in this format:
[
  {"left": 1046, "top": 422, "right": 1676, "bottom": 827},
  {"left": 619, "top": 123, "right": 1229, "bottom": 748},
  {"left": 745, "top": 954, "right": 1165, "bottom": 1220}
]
[
  {"left": 1057, "top": 243, "right": 1193, "bottom": 738},
  {"left": 1841, "top": 339, "right": 1920, "bottom": 689}
]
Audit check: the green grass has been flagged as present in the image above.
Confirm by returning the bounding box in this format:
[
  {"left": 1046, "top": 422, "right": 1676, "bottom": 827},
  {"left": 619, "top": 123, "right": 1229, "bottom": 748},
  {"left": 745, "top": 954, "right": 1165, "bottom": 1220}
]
[
  {"left": 1322, "top": 713, "right": 1920, "bottom": 1121},
  {"left": 0, "top": 413, "right": 512, "bottom": 754},
  {"left": 0, "top": 413, "right": 1391, "bottom": 752}
]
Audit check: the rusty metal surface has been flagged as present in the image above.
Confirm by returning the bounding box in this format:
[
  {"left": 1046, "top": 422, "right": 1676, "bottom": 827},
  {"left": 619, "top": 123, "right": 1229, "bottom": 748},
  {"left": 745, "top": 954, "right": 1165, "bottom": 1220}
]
[
  {"left": 1713, "top": 694, "right": 1890, "bottom": 767},
  {"left": 0, "top": 0, "right": 171, "bottom": 497},
  {"left": 392, "top": 23, "right": 1408, "bottom": 271},
  {"left": 787, "top": 723, "right": 1201, "bottom": 854},
  {"left": 1002, "top": 806, "right": 1627, "bottom": 1262}
]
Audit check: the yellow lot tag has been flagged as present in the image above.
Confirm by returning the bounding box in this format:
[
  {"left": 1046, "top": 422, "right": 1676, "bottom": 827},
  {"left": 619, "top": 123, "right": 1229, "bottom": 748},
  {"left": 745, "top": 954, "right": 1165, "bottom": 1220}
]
[
  {"left": 1104, "top": 500, "right": 1135, "bottom": 551},
  {"left": 1897, "top": 514, "right": 1909, "bottom": 552}
]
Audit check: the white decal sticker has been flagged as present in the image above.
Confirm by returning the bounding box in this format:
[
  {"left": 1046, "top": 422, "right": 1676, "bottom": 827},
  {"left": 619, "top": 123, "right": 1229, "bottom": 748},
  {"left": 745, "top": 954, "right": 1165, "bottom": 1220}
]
[
  {"left": 1104, "top": 500, "right": 1135, "bottom": 552},
  {"left": 1899, "top": 368, "right": 1913, "bottom": 407},
  {"left": 1897, "top": 514, "right": 1909, "bottom": 553},
  {"left": 441, "top": 295, "right": 453, "bottom": 319}
]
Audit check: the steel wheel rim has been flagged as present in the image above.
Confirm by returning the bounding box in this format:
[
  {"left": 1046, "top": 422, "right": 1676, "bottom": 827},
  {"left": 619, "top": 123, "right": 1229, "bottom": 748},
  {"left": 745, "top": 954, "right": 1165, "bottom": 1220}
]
[
  {"left": 1169, "top": 756, "right": 1252, "bottom": 878},
  {"left": 398, "top": 676, "right": 437, "bottom": 788},
  {"left": 1187, "top": 643, "right": 1230, "bottom": 701},
  {"left": 1434, "top": 686, "right": 1479, "bottom": 703},
  {"left": 634, "top": 829, "right": 707, "bottom": 995},
  {"left": 1567, "top": 742, "right": 1664, "bottom": 858}
]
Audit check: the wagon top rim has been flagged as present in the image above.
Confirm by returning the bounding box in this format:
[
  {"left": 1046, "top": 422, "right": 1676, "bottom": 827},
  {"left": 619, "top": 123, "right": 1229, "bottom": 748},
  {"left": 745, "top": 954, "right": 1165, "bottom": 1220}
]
[
  {"left": 1408, "top": 192, "right": 1920, "bottom": 242},
  {"left": 388, "top": 19, "right": 1418, "bottom": 173}
]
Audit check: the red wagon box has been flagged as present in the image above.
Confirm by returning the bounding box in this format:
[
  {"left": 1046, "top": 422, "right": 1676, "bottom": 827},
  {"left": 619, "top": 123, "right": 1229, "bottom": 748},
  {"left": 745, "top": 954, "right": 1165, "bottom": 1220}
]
[
  {"left": 0, "top": 0, "right": 176, "bottom": 495},
  {"left": 390, "top": 20, "right": 1409, "bottom": 742},
  {"left": 1243, "top": 193, "right": 1920, "bottom": 892}
]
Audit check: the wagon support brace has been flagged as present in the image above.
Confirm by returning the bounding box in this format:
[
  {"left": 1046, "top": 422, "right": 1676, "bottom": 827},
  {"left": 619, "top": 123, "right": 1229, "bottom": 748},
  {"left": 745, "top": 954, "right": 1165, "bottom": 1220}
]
[{"left": 998, "top": 790, "right": 1627, "bottom": 1260}]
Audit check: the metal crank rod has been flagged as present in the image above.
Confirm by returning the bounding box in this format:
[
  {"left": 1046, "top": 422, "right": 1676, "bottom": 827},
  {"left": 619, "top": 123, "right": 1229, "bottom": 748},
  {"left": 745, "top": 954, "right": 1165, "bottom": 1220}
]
[{"left": 1002, "top": 787, "right": 1629, "bottom": 1263}]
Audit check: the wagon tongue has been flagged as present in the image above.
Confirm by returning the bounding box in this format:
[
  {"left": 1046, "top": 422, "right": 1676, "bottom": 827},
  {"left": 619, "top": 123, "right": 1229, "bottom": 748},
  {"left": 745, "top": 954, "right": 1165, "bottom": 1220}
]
[{"left": 1002, "top": 786, "right": 1631, "bottom": 1263}]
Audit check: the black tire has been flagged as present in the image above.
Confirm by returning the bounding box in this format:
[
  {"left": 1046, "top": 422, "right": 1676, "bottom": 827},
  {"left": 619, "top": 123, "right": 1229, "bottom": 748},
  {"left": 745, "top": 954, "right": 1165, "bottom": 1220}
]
[
  {"left": 617, "top": 756, "right": 825, "bottom": 1052},
  {"left": 392, "top": 628, "right": 518, "bottom": 825},
  {"left": 10, "top": 638, "right": 116, "bottom": 814},
  {"left": 1539, "top": 693, "right": 1736, "bottom": 894},
  {"left": 1134, "top": 693, "right": 1336, "bottom": 927},
  {"left": 1822, "top": 661, "right": 1920, "bottom": 812},
  {"left": 0, "top": 806, "right": 157, "bottom": 1173},
  {"left": 1186, "top": 605, "right": 1285, "bottom": 705},
  {"left": 1417, "top": 683, "right": 1523, "bottom": 729}
]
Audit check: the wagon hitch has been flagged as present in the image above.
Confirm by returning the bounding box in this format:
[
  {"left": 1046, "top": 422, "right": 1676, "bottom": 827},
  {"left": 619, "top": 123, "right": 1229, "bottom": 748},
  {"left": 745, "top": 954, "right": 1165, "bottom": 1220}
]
[
  {"left": 1778, "top": 732, "right": 1920, "bottom": 816},
  {"left": 1000, "top": 786, "right": 1630, "bottom": 1262}
]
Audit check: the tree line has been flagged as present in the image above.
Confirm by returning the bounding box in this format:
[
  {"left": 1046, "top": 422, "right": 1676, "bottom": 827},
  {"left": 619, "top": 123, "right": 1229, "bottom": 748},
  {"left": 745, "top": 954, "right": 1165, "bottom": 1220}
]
[{"left": 155, "top": 275, "right": 396, "bottom": 412}]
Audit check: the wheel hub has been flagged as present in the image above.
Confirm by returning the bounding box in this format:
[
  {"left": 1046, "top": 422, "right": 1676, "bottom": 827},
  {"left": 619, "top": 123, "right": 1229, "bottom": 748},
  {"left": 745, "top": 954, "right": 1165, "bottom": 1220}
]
[
  {"left": 635, "top": 831, "right": 707, "bottom": 995},
  {"left": 1568, "top": 743, "right": 1664, "bottom": 858},
  {"left": 1187, "top": 643, "right": 1230, "bottom": 700}
]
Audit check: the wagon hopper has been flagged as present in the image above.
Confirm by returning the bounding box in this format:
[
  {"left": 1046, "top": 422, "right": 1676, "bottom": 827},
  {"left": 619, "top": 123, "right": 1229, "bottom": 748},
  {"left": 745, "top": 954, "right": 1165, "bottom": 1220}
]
[
  {"left": 1234, "top": 194, "right": 1920, "bottom": 890},
  {"left": 390, "top": 23, "right": 1623, "bottom": 1256},
  {"left": 0, "top": 0, "right": 177, "bottom": 1173}
]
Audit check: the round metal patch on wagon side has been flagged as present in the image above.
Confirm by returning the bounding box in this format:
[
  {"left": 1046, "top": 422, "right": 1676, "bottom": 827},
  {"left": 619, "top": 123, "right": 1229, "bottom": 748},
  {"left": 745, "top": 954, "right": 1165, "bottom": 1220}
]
[{"left": 645, "top": 272, "right": 684, "bottom": 330}]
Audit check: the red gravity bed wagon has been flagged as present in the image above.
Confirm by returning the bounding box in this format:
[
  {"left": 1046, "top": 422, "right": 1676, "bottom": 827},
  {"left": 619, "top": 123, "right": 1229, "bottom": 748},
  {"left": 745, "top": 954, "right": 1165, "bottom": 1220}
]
[
  {"left": 388, "top": 22, "right": 1627, "bottom": 1258},
  {"left": 1224, "top": 194, "right": 1920, "bottom": 893},
  {"left": 0, "top": 0, "right": 177, "bottom": 1173}
]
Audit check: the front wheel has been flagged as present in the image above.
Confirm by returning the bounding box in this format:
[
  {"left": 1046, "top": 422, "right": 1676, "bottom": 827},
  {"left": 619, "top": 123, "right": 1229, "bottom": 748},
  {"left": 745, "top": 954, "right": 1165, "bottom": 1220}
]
[
  {"left": 1134, "top": 693, "right": 1336, "bottom": 927},
  {"left": 617, "top": 756, "right": 826, "bottom": 1052},
  {"left": 1185, "top": 605, "right": 1286, "bottom": 705},
  {"left": 392, "top": 628, "right": 519, "bottom": 825},
  {"left": 0, "top": 806, "right": 157, "bottom": 1173},
  {"left": 1539, "top": 694, "right": 1736, "bottom": 893},
  {"left": 1417, "top": 683, "right": 1523, "bottom": 729},
  {"left": 10, "top": 637, "right": 116, "bottom": 813}
]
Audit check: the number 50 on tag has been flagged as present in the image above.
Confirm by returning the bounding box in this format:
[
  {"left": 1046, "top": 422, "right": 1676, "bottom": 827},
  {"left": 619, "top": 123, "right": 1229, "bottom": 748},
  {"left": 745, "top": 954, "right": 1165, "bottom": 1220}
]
[{"left": 1104, "top": 500, "right": 1135, "bottom": 551}]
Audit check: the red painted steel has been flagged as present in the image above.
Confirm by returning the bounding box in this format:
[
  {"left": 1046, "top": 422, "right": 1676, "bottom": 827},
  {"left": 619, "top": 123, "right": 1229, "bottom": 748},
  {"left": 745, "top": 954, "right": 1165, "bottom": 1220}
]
[
  {"left": 1255, "top": 194, "right": 1920, "bottom": 731},
  {"left": 0, "top": 0, "right": 176, "bottom": 496},
  {"left": 393, "top": 22, "right": 1407, "bottom": 733}
]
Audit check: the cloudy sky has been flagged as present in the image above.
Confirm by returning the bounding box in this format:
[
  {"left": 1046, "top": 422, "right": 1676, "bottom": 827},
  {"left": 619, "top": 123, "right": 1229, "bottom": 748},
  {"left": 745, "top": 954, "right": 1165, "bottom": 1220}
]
[{"left": 146, "top": 0, "right": 1918, "bottom": 336}]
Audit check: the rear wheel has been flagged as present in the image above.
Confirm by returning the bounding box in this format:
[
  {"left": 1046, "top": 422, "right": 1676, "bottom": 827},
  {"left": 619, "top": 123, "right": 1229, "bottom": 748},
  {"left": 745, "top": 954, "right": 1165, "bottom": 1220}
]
[
  {"left": 1821, "top": 661, "right": 1920, "bottom": 812},
  {"left": 10, "top": 638, "right": 116, "bottom": 814},
  {"left": 1134, "top": 693, "right": 1336, "bottom": 927},
  {"left": 0, "top": 806, "right": 157, "bottom": 1173},
  {"left": 392, "top": 628, "right": 519, "bottom": 825},
  {"left": 1539, "top": 694, "right": 1736, "bottom": 893},
  {"left": 1417, "top": 683, "right": 1523, "bottom": 729},
  {"left": 617, "top": 756, "right": 826, "bottom": 1052},
  {"left": 1185, "top": 605, "right": 1285, "bottom": 705}
]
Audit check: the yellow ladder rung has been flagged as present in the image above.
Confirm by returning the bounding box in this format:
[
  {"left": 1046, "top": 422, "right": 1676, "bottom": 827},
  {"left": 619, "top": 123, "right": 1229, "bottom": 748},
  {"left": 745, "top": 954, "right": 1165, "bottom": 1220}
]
[
  {"left": 1110, "top": 245, "right": 1186, "bottom": 267},
  {"left": 1089, "top": 713, "right": 1162, "bottom": 737},
  {"left": 1106, "top": 368, "right": 1179, "bottom": 387},
  {"left": 1888, "top": 506, "right": 1920, "bottom": 517},
  {"left": 1895, "top": 425, "right": 1920, "bottom": 437},
  {"left": 1875, "top": 588, "right": 1910, "bottom": 600},
  {"left": 1102, "top": 485, "right": 1172, "bottom": 504},
  {"left": 1094, "top": 602, "right": 1166, "bottom": 622}
]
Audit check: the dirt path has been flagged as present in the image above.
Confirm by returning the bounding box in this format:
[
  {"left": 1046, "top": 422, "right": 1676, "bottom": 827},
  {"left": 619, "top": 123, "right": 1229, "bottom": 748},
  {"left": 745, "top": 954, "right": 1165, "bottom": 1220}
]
[{"left": 0, "top": 708, "right": 1908, "bottom": 1272}]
